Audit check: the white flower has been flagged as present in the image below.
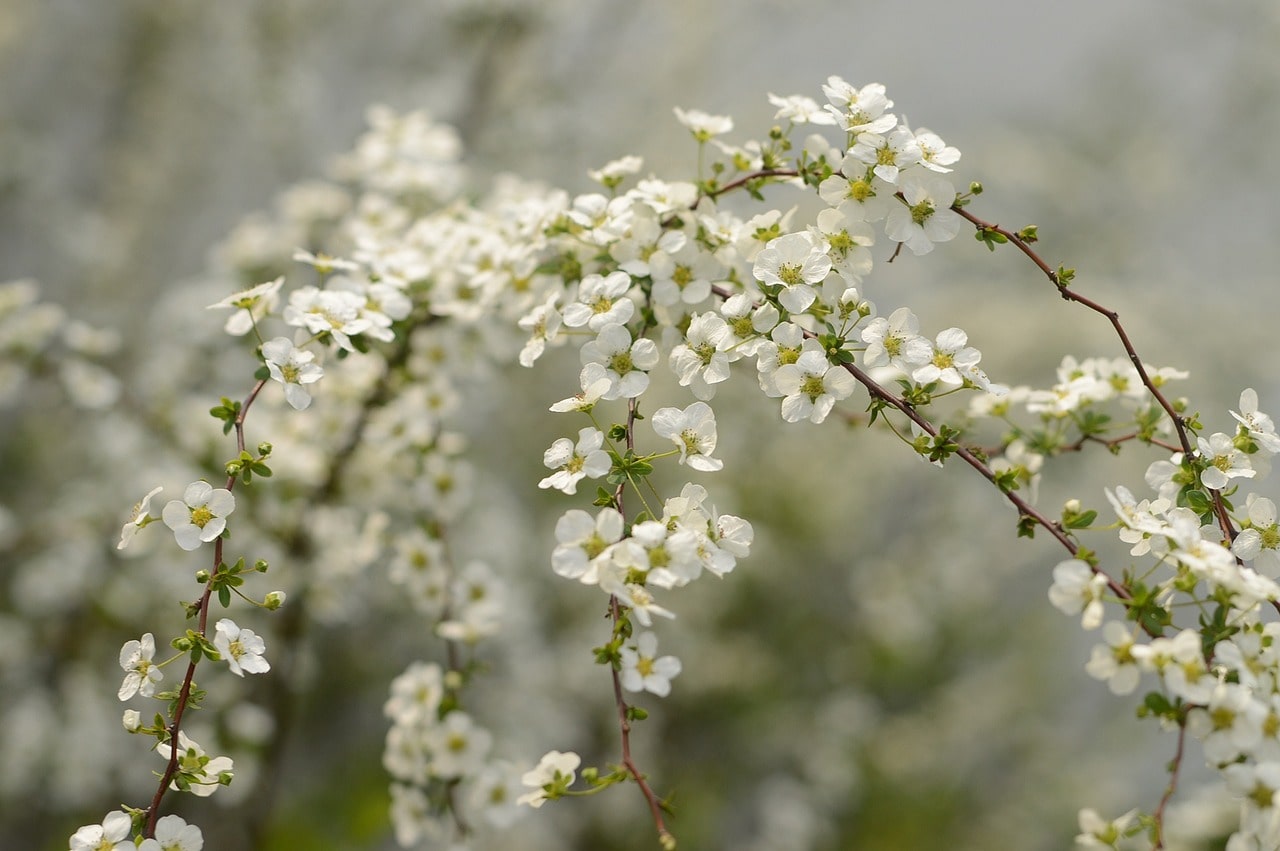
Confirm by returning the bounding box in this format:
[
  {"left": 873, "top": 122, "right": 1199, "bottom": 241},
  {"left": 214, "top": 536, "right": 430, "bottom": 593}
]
[
  {"left": 599, "top": 570, "right": 676, "bottom": 627},
  {"left": 550, "top": 363, "right": 614, "bottom": 413},
  {"left": 136, "top": 815, "right": 204, "bottom": 851},
  {"left": 756, "top": 321, "right": 823, "bottom": 397},
  {"left": 517, "top": 292, "right": 564, "bottom": 368},
  {"left": 911, "top": 327, "right": 982, "bottom": 389},
  {"left": 426, "top": 711, "right": 492, "bottom": 779},
  {"left": 1075, "top": 807, "right": 1138, "bottom": 848},
  {"left": 157, "top": 731, "right": 234, "bottom": 797},
  {"left": 673, "top": 106, "right": 734, "bottom": 141},
  {"left": 518, "top": 750, "right": 580, "bottom": 808},
  {"left": 815, "top": 207, "right": 874, "bottom": 288},
  {"left": 1136, "top": 629, "right": 1213, "bottom": 704},
  {"left": 439, "top": 560, "right": 505, "bottom": 645},
  {"left": 562, "top": 271, "right": 635, "bottom": 331},
  {"left": 1233, "top": 388, "right": 1280, "bottom": 454},
  {"left": 752, "top": 231, "right": 832, "bottom": 314},
  {"left": 849, "top": 128, "right": 922, "bottom": 184},
  {"left": 162, "top": 482, "right": 235, "bottom": 551},
  {"left": 118, "top": 632, "right": 163, "bottom": 700},
  {"left": 630, "top": 178, "right": 698, "bottom": 216},
  {"left": 1197, "top": 431, "right": 1255, "bottom": 491},
  {"left": 117, "top": 485, "right": 163, "bottom": 550},
  {"left": 387, "top": 783, "right": 432, "bottom": 847},
  {"left": 612, "top": 520, "right": 702, "bottom": 589},
  {"left": 384, "top": 661, "right": 444, "bottom": 726},
  {"left": 819, "top": 152, "right": 892, "bottom": 222},
  {"left": 913, "top": 127, "right": 961, "bottom": 173},
  {"left": 282, "top": 286, "right": 371, "bottom": 351},
  {"left": 707, "top": 511, "right": 753, "bottom": 577},
  {"left": 668, "top": 312, "right": 734, "bottom": 400},
  {"left": 821, "top": 78, "right": 897, "bottom": 134},
  {"left": 1105, "top": 485, "right": 1171, "bottom": 557},
  {"left": 552, "top": 508, "right": 624, "bottom": 584},
  {"left": 860, "top": 307, "right": 931, "bottom": 373},
  {"left": 1187, "top": 681, "right": 1265, "bottom": 765},
  {"left": 1047, "top": 559, "right": 1106, "bottom": 629},
  {"left": 69, "top": 811, "right": 133, "bottom": 851},
  {"left": 1084, "top": 622, "right": 1141, "bottom": 695},
  {"left": 539, "top": 427, "right": 611, "bottom": 495},
  {"left": 719, "top": 292, "right": 777, "bottom": 358},
  {"left": 292, "top": 248, "right": 360, "bottom": 275},
  {"left": 567, "top": 192, "right": 634, "bottom": 245},
  {"left": 884, "top": 173, "right": 961, "bottom": 255},
  {"left": 773, "top": 350, "right": 856, "bottom": 424},
  {"left": 613, "top": 216, "right": 685, "bottom": 278},
  {"left": 467, "top": 761, "right": 526, "bottom": 828},
  {"left": 206, "top": 277, "right": 283, "bottom": 337},
  {"left": 261, "top": 336, "right": 323, "bottom": 410},
  {"left": 649, "top": 241, "right": 721, "bottom": 308},
  {"left": 1233, "top": 495, "right": 1280, "bottom": 576},
  {"left": 579, "top": 323, "right": 660, "bottom": 400},
  {"left": 213, "top": 618, "right": 270, "bottom": 677},
  {"left": 588, "top": 154, "right": 643, "bottom": 188},
  {"left": 619, "top": 631, "right": 682, "bottom": 697},
  {"left": 768, "top": 92, "right": 837, "bottom": 126},
  {"left": 651, "top": 402, "right": 723, "bottom": 472}
]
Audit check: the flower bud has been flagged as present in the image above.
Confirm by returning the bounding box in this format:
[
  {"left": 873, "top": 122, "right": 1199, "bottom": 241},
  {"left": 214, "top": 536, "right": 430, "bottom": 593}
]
[
  {"left": 122, "top": 710, "right": 142, "bottom": 732},
  {"left": 264, "top": 590, "right": 286, "bottom": 610}
]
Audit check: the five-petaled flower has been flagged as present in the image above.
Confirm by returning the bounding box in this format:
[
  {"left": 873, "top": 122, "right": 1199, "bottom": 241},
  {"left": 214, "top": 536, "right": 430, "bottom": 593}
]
[
  {"left": 163, "top": 482, "right": 235, "bottom": 551},
  {"left": 213, "top": 618, "right": 270, "bottom": 677},
  {"left": 261, "top": 336, "right": 323, "bottom": 410},
  {"left": 118, "top": 632, "right": 163, "bottom": 700},
  {"left": 651, "top": 402, "right": 723, "bottom": 472},
  {"left": 619, "top": 631, "right": 683, "bottom": 697},
  {"left": 517, "top": 750, "right": 581, "bottom": 808},
  {"left": 117, "top": 485, "right": 163, "bottom": 551}
]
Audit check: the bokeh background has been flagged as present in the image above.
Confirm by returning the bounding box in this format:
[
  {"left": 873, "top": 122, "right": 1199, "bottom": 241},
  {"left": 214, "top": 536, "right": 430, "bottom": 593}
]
[{"left": 3, "top": 1, "right": 1279, "bottom": 848}]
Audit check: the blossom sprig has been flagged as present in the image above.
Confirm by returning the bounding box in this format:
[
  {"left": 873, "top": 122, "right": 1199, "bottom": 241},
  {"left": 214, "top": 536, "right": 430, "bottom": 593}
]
[{"left": 68, "top": 73, "right": 1280, "bottom": 851}]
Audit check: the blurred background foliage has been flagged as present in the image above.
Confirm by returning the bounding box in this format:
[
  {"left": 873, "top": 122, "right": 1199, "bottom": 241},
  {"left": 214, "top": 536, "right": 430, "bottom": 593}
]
[{"left": 2, "top": 1, "right": 1279, "bottom": 849}]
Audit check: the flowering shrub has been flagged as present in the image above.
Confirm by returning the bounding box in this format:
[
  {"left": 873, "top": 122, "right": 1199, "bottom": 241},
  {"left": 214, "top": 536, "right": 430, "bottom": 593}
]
[{"left": 10, "top": 73, "right": 1280, "bottom": 849}]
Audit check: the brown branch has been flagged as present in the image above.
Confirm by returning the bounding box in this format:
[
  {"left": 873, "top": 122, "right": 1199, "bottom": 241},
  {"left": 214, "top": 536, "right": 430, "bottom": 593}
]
[
  {"left": 145, "top": 377, "right": 268, "bottom": 836},
  {"left": 1151, "top": 721, "right": 1187, "bottom": 850},
  {"left": 608, "top": 596, "right": 674, "bottom": 849},
  {"left": 705, "top": 168, "right": 799, "bottom": 201},
  {"left": 951, "top": 206, "right": 1240, "bottom": 547}
]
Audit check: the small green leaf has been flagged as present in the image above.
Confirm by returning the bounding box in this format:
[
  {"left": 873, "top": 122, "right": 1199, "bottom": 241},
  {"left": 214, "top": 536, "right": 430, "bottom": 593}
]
[{"left": 1064, "top": 510, "right": 1098, "bottom": 529}]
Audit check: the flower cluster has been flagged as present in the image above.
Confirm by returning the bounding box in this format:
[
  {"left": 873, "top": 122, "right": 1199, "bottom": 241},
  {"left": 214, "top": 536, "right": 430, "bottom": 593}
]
[{"left": 55, "top": 70, "right": 1280, "bottom": 851}]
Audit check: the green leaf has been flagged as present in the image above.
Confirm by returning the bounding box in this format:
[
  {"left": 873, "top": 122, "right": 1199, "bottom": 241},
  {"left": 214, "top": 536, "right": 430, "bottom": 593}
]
[{"left": 1064, "top": 510, "right": 1097, "bottom": 529}]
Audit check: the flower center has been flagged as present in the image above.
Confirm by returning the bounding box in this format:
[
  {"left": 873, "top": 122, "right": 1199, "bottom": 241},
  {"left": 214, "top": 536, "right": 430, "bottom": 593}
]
[
  {"left": 608, "top": 352, "right": 635, "bottom": 375},
  {"left": 680, "top": 429, "right": 702, "bottom": 456},
  {"left": 777, "top": 263, "right": 805, "bottom": 287},
  {"left": 909, "top": 201, "right": 935, "bottom": 226},
  {"left": 800, "top": 374, "right": 826, "bottom": 400}
]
